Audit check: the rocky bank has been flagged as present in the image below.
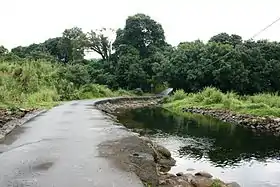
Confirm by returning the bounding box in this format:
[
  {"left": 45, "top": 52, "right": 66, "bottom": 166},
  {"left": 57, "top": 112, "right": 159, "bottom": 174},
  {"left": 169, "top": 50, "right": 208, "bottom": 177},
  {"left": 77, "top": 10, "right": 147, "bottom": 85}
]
[
  {"left": 95, "top": 97, "right": 240, "bottom": 187},
  {"left": 95, "top": 96, "right": 162, "bottom": 113},
  {"left": 183, "top": 107, "right": 280, "bottom": 136}
]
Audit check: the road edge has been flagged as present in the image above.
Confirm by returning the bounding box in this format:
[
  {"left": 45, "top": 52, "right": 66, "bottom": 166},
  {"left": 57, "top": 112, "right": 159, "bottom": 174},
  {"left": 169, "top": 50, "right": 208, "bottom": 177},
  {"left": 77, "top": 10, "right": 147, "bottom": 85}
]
[{"left": 0, "top": 109, "right": 47, "bottom": 143}]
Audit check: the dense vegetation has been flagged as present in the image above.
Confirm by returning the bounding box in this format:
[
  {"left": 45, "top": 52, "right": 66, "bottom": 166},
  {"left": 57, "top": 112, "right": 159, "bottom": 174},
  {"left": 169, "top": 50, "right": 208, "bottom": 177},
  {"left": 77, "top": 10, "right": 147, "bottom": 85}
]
[
  {"left": 0, "top": 59, "right": 133, "bottom": 109},
  {"left": 1, "top": 13, "right": 280, "bottom": 111}
]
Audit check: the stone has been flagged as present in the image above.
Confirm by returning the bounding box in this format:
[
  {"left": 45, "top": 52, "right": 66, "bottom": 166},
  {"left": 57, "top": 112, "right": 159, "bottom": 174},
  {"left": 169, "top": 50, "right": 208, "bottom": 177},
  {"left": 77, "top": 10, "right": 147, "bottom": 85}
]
[
  {"left": 176, "top": 172, "right": 184, "bottom": 176},
  {"left": 226, "top": 182, "right": 241, "bottom": 187},
  {"left": 166, "top": 178, "right": 178, "bottom": 185},
  {"left": 0, "top": 134, "right": 5, "bottom": 142},
  {"left": 190, "top": 176, "right": 213, "bottom": 187},
  {"left": 274, "top": 118, "right": 280, "bottom": 122},
  {"left": 194, "top": 171, "right": 213, "bottom": 178},
  {"left": 158, "top": 158, "right": 176, "bottom": 166},
  {"left": 140, "top": 136, "right": 153, "bottom": 144},
  {"left": 154, "top": 144, "right": 171, "bottom": 158},
  {"left": 186, "top": 168, "right": 195, "bottom": 171},
  {"left": 159, "top": 180, "right": 167, "bottom": 185},
  {"left": 159, "top": 165, "right": 171, "bottom": 173}
]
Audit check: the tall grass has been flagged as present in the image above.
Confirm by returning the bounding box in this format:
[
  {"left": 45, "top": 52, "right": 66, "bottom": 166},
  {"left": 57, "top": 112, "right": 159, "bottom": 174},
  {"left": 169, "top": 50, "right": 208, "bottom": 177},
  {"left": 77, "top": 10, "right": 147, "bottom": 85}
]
[
  {"left": 0, "top": 60, "right": 60, "bottom": 108},
  {"left": 164, "top": 87, "right": 280, "bottom": 117}
]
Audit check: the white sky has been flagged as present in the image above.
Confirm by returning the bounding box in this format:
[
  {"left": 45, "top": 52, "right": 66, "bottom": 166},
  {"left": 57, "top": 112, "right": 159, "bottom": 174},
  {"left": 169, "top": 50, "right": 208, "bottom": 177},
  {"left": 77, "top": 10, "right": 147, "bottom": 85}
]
[{"left": 0, "top": 0, "right": 280, "bottom": 50}]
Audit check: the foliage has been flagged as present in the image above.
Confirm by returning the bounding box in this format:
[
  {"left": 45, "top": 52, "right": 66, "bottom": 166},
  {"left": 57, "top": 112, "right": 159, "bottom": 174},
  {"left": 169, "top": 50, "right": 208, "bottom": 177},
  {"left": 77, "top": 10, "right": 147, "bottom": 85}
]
[
  {"left": 0, "top": 59, "right": 60, "bottom": 108},
  {"left": 0, "top": 45, "right": 8, "bottom": 55},
  {"left": 164, "top": 87, "right": 280, "bottom": 117},
  {"left": 0, "top": 60, "right": 133, "bottom": 109},
  {"left": 211, "top": 179, "right": 223, "bottom": 187},
  {"left": 168, "top": 89, "right": 186, "bottom": 102},
  {"left": 3, "top": 13, "right": 280, "bottom": 113},
  {"left": 87, "top": 28, "right": 114, "bottom": 61}
]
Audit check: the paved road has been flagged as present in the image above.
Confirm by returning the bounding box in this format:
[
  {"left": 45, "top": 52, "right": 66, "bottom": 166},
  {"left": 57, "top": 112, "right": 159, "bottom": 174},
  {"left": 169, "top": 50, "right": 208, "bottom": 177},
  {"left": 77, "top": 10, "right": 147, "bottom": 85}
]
[{"left": 0, "top": 100, "right": 144, "bottom": 187}]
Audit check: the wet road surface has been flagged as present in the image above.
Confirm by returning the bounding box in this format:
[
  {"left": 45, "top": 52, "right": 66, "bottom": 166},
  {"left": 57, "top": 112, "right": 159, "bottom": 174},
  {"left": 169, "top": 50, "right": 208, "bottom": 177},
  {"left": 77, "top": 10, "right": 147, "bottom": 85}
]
[{"left": 0, "top": 100, "right": 144, "bottom": 187}]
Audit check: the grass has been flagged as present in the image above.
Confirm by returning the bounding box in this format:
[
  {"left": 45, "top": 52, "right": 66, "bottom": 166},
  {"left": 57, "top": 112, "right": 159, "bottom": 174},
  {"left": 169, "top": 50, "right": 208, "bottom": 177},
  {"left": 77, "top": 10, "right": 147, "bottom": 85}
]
[
  {"left": 164, "top": 87, "right": 280, "bottom": 117},
  {"left": 0, "top": 59, "right": 134, "bottom": 110},
  {"left": 211, "top": 179, "right": 223, "bottom": 187}
]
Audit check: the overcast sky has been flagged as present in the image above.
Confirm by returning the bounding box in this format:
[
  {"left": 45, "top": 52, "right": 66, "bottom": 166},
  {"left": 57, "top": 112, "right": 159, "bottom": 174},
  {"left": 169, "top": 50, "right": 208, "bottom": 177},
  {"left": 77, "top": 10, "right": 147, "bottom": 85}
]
[{"left": 1, "top": 0, "right": 280, "bottom": 50}]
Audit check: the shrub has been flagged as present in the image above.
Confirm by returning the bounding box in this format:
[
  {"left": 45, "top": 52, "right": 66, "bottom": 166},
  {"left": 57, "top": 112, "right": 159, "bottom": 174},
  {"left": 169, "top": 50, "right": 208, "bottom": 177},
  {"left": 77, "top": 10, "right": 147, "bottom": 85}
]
[
  {"left": 169, "top": 89, "right": 186, "bottom": 101},
  {"left": 200, "top": 87, "right": 223, "bottom": 105}
]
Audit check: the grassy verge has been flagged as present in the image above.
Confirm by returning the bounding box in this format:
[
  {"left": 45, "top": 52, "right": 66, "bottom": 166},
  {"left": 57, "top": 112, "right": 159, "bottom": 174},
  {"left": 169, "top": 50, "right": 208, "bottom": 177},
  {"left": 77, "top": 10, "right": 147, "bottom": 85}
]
[
  {"left": 0, "top": 59, "right": 134, "bottom": 110},
  {"left": 163, "top": 87, "right": 280, "bottom": 117}
]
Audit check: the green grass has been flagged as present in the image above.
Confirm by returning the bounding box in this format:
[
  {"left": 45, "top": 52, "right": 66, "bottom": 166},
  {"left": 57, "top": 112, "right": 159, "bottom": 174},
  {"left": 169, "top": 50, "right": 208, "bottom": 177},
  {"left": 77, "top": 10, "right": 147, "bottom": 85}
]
[
  {"left": 0, "top": 59, "right": 134, "bottom": 110},
  {"left": 211, "top": 179, "right": 223, "bottom": 187},
  {"left": 164, "top": 87, "right": 280, "bottom": 117}
]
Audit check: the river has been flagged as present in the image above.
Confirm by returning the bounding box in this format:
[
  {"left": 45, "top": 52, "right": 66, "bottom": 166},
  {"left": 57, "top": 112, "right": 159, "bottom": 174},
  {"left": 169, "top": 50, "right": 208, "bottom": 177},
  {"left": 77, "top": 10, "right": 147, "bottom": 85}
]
[{"left": 115, "top": 107, "right": 280, "bottom": 187}]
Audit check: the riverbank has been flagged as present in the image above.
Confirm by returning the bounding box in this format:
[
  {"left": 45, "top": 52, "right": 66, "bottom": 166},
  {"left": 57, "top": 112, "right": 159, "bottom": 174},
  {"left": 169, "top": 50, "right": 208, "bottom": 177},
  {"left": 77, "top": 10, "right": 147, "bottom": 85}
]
[
  {"left": 164, "top": 87, "right": 280, "bottom": 135},
  {"left": 95, "top": 97, "right": 239, "bottom": 187}
]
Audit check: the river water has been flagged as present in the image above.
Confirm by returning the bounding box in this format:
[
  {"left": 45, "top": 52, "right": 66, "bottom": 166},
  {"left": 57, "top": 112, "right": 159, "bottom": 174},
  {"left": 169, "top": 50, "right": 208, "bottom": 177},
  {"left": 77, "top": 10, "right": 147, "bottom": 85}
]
[{"left": 115, "top": 107, "right": 280, "bottom": 187}]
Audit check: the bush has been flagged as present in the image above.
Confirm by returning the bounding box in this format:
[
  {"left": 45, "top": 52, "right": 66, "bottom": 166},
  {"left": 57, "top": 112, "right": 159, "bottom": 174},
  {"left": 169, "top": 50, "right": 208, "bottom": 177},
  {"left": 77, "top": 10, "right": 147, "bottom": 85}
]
[
  {"left": 200, "top": 87, "right": 223, "bottom": 104},
  {"left": 77, "top": 84, "right": 114, "bottom": 99},
  {"left": 170, "top": 89, "right": 186, "bottom": 101}
]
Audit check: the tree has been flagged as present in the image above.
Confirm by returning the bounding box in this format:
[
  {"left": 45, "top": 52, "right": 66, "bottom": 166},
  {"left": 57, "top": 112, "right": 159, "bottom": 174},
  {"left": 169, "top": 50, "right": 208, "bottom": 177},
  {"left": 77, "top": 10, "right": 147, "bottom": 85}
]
[
  {"left": 0, "top": 45, "right": 8, "bottom": 55},
  {"left": 87, "top": 28, "right": 114, "bottom": 61},
  {"left": 60, "top": 27, "right": 87, "bottom": 63},
  {"left": 58, "top": 64, "right": 90, "bottom": 88},
  {"left": 113, "top": 13, "right": 166, "bottom": 58},
  {"left": 43, "top": 37, "right": 65, "bottom": 62},
  {"left": 209, "top": 33, "right": 242, "bottom": 47}
]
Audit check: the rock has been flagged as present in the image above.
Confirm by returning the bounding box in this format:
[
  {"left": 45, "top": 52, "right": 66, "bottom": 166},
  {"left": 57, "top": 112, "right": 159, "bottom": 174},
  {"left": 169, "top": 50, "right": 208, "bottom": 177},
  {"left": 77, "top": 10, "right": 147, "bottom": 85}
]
[
  {"left": 159, "top": 165, "right": 171, "bottom": 173},
  {"left": 159, "top": 179, "right": 167, "bottom": 185},
  {"left": 166, "top": 178, "right": 178, "bottom": 185},
  {"left": 190, "top": 176, "right": 213, "bottom": 187},
  {"left": 0, "top": 134, "right": 4, "bottom": 142},
  {"left": 176, "top": 172, "right": 184, "bottom": 176},
  {"left": 226, "top": 182, "right": 241, "bottom": 187},
  {"left": 158, "top": 158, "right": 176, "bottom": 166},
  {"left": 274, "top": 118, "right": 280, "bottom": 122},
  {"left": 195, "top": 171, "right": 213, "bottom": 178},
  {"left": 154, "top": 144, "right": 171, "bottom": 158},
  {"left": 186, "top": 168, "right": 195, "bottom": 171},
  {"left": 140, "top": 136, "right": 153, "bottom": 144}
]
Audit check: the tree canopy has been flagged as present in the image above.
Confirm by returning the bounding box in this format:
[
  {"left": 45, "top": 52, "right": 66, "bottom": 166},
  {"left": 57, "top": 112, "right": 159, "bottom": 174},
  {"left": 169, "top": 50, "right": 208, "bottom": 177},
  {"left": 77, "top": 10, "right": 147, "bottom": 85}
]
[{"left": 3, "top": 13, "right": 280, "bottom": 94}]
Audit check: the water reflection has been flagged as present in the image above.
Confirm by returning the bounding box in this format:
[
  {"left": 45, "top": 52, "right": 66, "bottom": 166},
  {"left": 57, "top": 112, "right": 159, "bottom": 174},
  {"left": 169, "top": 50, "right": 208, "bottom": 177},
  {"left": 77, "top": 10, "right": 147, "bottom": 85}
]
[{"left": 116, "top": 107, "right": 280, "bottom": 167}]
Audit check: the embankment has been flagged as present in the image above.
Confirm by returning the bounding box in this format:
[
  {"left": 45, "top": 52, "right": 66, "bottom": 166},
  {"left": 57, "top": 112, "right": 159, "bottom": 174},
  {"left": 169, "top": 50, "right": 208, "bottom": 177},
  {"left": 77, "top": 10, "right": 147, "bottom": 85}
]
[{"left": 183, "top": 107, "right": 280, "bottom": 136}]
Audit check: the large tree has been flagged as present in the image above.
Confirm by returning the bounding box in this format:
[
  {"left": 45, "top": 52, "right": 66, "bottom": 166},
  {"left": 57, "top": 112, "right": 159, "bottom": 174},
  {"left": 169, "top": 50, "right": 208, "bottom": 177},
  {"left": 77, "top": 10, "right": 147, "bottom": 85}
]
[
  {"left": 87, "top": 28, "right": 114, "bottom": 61},
  {"left": 209, "top": 33, "right": 242, "bottom": 47},
  {"left": 0, "top": 45, "right": 8, "bottom": 55},
  {"left": 59, "top": 27, "right": 87, "bottom": 63},
  {"left": 113, "top": 13, "right": 166, "bottom": 58}
]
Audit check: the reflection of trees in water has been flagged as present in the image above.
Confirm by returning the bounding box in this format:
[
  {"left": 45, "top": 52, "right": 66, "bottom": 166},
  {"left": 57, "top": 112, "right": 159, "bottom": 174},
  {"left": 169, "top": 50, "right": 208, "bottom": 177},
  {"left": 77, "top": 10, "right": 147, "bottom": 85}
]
[
  {"left": 117, "top": 107, "right": 280, "bottom": 167},
  {"left": 179, "top": 144, "right": 280, "bottom": 167}
]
